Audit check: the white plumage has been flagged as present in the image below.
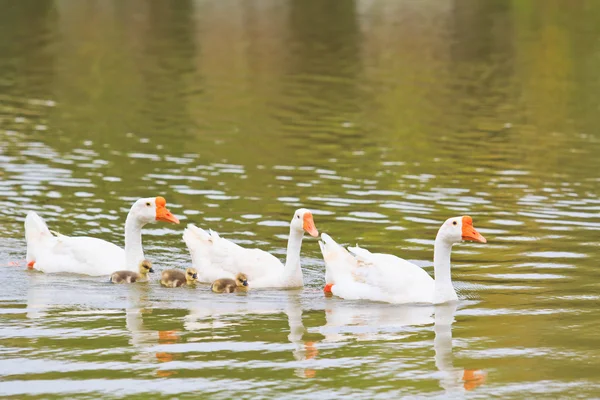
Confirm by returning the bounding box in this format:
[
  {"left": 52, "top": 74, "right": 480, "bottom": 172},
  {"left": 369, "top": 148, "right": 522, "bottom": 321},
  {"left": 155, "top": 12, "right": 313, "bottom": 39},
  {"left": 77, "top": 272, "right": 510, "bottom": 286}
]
[
  {"left": 319, "top": 216, "right": 487, "bottom": 304},
  {"left": 26, "top": 221, "right": 126, "bottom": 275},
  {"left": 24, "top": 196, "right": 179, "bottom": 276},
  {"left": 183, "top": 208, "right": 319, "bottom": 288}
]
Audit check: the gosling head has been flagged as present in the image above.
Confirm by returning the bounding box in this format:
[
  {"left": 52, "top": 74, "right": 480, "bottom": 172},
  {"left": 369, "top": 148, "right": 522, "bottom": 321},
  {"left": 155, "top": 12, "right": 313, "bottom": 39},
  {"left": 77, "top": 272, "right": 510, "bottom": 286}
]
[
  {"left": 185, "top": 268, "right": 198, "bottom": 283},
  {"left": 291, "top": 208, "right": 319, "bottom": 237},
  {"left": 437, "top": 216, "right": 487, "bottom": 245},
  {"left": 236, "top": 273, "right": 249, "bottom": 287},
  {"left": 139, "top": 259, "right": 154, "bottom": 274}
]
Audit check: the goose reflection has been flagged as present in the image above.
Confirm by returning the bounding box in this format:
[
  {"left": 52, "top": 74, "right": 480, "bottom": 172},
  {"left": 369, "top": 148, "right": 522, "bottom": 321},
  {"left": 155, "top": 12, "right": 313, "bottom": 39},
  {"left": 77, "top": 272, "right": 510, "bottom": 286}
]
[
  {"left": 24, "top": 272, "right": 180, "bottom": 376},
  {"left": 25, "top": 272, "right": 53, "bottom": 319},
  {"left": 320, "top": 300, "right": 486, "bottom": 393},
  {"left": 184, "top": 291, "right": 318, "bottom": 378},
  {"left": 25, "top": 272, "right": 119, "bottom": 318},
  {"left": 434, "top": 303, "right": 486, "bottom": 393},
  {"left": 320, "top": 300, "right": 434, "bottom": 342},
  {"left": 124, "top": 285, "right": 158, "bottom": 362},
  {"left": 124, "top": 286, "right": 182, "bottom": 377},
  {"left": 285, "top": 293, "right": 319, "bottom": 378}
]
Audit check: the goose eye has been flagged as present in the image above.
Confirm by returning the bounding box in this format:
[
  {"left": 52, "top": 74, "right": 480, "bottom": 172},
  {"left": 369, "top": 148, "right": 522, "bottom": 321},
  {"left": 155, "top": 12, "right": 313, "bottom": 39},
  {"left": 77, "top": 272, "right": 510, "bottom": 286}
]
[
  {"left": 297, "top": 215, "right": 300, "bottom": 219},
  {"left": 146, "top": 202, "right": 151, "bottom": 207},
  {"left": 452, "top": 221, "right": 457, "bottom": 226}
]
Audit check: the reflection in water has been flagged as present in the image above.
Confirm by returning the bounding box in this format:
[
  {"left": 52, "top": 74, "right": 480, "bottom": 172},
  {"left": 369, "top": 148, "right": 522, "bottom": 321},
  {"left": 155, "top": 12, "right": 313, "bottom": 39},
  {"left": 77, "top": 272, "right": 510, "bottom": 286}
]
[
  {"left": 434, "top": 303, "right": 486, "bottom": 393},
  {"left": 20, "top": 272, "right": 478, "bottom": 394},
  {"left": 320, "top": 300, "right": 485, "bottom": 393},
  {"left": 26, "top": 276, "right": 183, "bottom": 377},
  {"left": 25, "top": 273, "right": 50, "bottom": 319},
  {"left": 185, "top": 291, "right": 318, "bottom": 378},
  {"left": 285, "top": 293, "right": 318, "bottom": 378},
  {"left": 320, "top": 301, "right": 434, "bottom": 342},
  {"left": 124, "top": 286, "right": 158, "bottom": 365}
]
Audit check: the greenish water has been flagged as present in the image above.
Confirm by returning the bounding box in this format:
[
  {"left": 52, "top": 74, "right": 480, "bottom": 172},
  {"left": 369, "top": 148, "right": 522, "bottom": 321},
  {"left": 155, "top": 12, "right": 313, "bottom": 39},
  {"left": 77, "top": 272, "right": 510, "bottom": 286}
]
[{"left": 1, "top": 0, "right": 600, "bottom": 398}]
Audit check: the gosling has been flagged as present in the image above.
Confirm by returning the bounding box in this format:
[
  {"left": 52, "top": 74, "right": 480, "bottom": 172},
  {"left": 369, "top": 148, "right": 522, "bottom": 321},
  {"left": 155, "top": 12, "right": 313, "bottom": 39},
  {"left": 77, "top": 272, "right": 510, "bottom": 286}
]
[
  {"left": 211, "top": 273, "right": 249, "bottom": 293},
  {"left": 160, "top": 267, "right": 198, "bottom": 288},
  {"left": 110, "top": 260, "right": 153, "bottom": 284}
]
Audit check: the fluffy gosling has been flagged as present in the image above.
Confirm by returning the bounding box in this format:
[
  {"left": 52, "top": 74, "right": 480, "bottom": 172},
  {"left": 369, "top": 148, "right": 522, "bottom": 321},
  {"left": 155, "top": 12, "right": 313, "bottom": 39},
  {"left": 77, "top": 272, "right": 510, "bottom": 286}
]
[
  {"left": 110, "top": 259, "right": 153, "bottom": 284},
  {"left": 160, "top": 268, "right": 198, "bottom": 288},
  {"left": 211, "top": 273, "right": 249, "bottom": 293}
]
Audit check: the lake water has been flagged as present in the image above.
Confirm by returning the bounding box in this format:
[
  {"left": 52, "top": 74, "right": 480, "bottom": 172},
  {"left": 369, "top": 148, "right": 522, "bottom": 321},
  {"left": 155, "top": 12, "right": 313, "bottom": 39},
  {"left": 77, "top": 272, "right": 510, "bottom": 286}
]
[{"left": 1, "top": 1, "right": 600, "bottom": 398}]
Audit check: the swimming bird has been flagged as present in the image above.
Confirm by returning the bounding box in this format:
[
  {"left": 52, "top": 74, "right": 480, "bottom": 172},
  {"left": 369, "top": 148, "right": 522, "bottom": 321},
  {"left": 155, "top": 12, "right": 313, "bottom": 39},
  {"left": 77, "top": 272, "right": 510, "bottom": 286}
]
[
  {"left": 211, "top": 273, "right": 249, "bottom": 293},
  {"left": 160, "top": 268, "right": 199, "bottom": 287},
  {"left": 183, "top": 208, "right": 318, "bottom": 288},
  {"left": 319, "top": 216, "right": 487, "bottom": 304},
  {"left": 25, "top": 197, "right": 179, "bottom": 276},
  {"left": 110, "top": 259, "right": 154, "bottom": 283}
]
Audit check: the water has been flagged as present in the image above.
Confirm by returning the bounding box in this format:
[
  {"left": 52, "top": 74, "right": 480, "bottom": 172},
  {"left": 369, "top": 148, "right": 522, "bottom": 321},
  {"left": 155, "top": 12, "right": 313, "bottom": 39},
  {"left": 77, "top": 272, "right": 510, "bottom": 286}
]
[{"left": 1, "top": 0, "right": 600, "bottom": 398}]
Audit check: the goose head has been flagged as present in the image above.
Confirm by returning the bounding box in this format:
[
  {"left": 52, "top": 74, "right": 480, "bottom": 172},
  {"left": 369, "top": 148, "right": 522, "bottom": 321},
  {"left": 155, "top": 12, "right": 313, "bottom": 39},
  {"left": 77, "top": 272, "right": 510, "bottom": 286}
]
[
  {"left": 130, "top": 196, "right": 180, "bottom": 225},
  {"left": 318, "top": 233, "right": 356, "bottom": 293},
  {"left": 437, "top": 216, "right": 486, "bottom": 245},
  {"left": 185, "top": 268, "right": 198, "bottom": 283},
  {"left": 235, "top": 273, "right": 249, "bottom": 287},
  {"left": 291, "top": 208, "right": 319, "bottom": 237}
]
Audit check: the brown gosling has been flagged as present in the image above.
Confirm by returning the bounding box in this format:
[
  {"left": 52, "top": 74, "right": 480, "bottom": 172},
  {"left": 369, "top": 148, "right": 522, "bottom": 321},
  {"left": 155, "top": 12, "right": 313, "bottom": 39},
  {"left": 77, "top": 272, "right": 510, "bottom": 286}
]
[
  {"left": 211, "top": 273, "right": 249, "bottom": 293},
  {"left": 161, "top": 267, "right": 198, "bottom": 288},
  {"left": 110, "top": 260, "right": 154, "bottom": 284}
]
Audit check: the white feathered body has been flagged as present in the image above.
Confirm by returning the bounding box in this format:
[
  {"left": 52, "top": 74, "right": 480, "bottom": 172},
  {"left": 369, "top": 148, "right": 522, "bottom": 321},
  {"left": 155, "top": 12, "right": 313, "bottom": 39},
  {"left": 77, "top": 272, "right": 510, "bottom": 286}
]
[
  {"left": 183, "top": 224, "right": 302, "bottom": 288},
  {"left": 25, "top": 211, "right": 130, "bottom": 276},
  {"left": 319, "top": 233, "right": 435, "bottom": 304}
]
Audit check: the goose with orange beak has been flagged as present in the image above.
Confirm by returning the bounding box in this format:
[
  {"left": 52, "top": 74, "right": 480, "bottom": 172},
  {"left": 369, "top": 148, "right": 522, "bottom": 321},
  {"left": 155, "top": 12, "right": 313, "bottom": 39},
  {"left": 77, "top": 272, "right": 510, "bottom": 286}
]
[
  {"left": 183, "top": 208, "right": 318, "bottom": 288},
  {"left": 319, "top": 216, "right": 486, "bottom": 304},
  {"left": 24, "top": 196, "right": 180, "bottom": 276}
]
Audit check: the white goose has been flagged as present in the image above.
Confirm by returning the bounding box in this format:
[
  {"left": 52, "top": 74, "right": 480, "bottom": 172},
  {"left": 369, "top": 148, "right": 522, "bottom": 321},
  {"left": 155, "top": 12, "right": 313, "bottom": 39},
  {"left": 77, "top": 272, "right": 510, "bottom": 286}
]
[
  {"left": 182, "top": 208, "right": 318, "bottom": 288},
  {"left": 319, "top": 216, "right": 486, "bottom": 304},
  {"left": 25, "top": 197, "right": 180, "bottom": 276}
]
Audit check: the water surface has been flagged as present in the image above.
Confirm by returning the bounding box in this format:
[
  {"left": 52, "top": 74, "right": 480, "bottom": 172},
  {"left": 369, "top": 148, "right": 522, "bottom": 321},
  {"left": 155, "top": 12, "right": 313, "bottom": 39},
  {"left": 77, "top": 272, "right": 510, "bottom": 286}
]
[{"left": 1, "top": 1, "right": 600, "bottom": 398}]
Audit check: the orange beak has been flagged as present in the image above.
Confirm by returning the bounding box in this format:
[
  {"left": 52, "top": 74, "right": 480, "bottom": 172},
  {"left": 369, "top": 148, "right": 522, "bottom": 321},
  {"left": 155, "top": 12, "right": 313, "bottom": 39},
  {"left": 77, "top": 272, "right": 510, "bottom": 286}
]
[
  {"left": 303, "top": 212, "right": 319, "bottom": 237},
  {"left": 461, "top": 216, "right": 486, "bottom": 243},
  {"left": 155, "top": 196, "right": 180, "bottom": 224}
]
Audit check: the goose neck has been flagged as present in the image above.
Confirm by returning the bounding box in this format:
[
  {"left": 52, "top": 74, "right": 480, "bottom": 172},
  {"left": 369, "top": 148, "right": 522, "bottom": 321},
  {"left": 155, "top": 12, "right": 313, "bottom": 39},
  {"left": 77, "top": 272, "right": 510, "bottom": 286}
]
[
  {"left": 124, "top": 213, "right": 145, "bottom": 270},
  {"left": 433, "top": 237, "right": 456, "bottom": 302},
  {"left": 283, "top": 228, "right": 304, "bottom": 281}
]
